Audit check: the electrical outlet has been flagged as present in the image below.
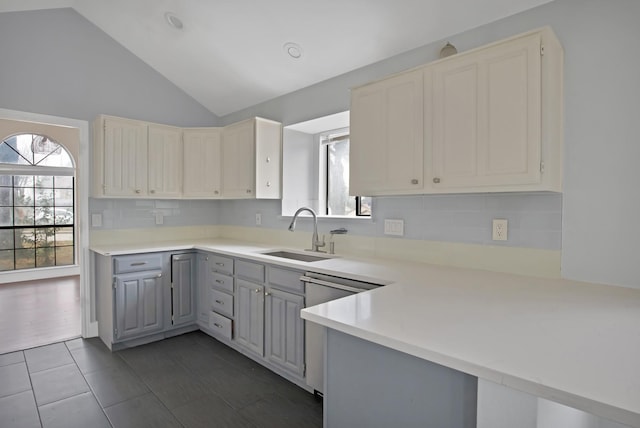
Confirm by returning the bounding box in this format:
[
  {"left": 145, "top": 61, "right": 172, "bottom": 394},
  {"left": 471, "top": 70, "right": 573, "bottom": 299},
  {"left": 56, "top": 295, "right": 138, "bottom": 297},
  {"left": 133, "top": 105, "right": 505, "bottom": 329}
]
[
  {"left": 91, "top": 213, "right": 102, "bottom": 228},
  {"left": 384, "top": 219, "right": 404, "bottom": 236},
  {"left": 492, "top": 219, "right": 508, "bottom": 241},
  {"left": 155, "top": 213, "right": 163, "bottom": 225},
  {"left": 255, "top": 213, "right": 262, "bottom": 226}
]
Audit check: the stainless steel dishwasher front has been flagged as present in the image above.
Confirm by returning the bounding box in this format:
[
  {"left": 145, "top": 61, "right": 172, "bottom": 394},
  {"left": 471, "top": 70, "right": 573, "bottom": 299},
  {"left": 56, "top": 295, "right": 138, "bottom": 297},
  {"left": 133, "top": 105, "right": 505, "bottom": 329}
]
[{"left": 302, "top": 272, "right": 382, "bottom": 396}]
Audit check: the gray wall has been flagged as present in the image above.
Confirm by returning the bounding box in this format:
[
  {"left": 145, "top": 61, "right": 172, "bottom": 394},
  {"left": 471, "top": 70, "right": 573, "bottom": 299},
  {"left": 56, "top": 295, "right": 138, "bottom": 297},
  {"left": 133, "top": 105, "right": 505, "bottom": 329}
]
[
  {"left": 219, "top": 0, "right": 640, "bottom": 288},
  {"left": 0, "top": 8, "right": 217, "bottom": 127}
]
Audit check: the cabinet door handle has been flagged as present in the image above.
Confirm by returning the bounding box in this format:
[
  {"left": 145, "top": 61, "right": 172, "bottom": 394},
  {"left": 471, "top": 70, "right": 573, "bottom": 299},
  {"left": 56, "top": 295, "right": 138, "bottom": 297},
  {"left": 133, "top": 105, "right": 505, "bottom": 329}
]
[
  {"left": 156, "top": 274, "right": 162, "bottom": 278},
  {"left": 266, "top": 156, "right": 271, "bottom": 163},
  {"left": 265, "top": 292, "right": 271, "bottom": 296},
  {"left": 149, "top": 189, "right": 155, "bottom": 194},
  {"left": 246, "top": 189, "right": 252, "bottom": 194},
  {"left": 254, "top": 288, "right": 261, "bottom": 293},
  {"left": 215, "top": 279, "right": 224, "bottom": 284},
  {"left": 411, "top": 179, "right": 419, "bottom": 185},
  {"left": 214, "top": 190, "right": 219, "bottom": 195},
  {"left": 215, "top": 300, "right": 224, "bottom": 305},
  {"left": 213, "top": 323, "right": 223, "bottom": 329},
  {"left": 135, "top": 189, "right": 141, "bottom": 194},
  {"left": 215, "top": 263, "right": 225, "bottom": 267},
  {"left": 266, "top": 181, "right": 271, "bottom": 187},
  {"left": 433, "top": 177, "right": 441, "bottom": 184}
]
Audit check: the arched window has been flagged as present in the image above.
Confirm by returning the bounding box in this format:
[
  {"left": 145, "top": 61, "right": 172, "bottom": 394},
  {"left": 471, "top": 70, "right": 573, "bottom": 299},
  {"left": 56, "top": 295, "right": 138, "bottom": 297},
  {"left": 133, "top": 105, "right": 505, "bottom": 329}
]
[{"left": 0, "top": 134, "right": 75, "bottom": 271}]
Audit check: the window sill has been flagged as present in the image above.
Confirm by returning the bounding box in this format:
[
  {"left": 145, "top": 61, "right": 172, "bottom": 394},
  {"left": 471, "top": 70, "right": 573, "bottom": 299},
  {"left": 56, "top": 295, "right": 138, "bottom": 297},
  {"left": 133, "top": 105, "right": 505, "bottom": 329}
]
[
  {"left": 0, "top": 265, "right": 80, "bottom": 284},
  {"left": 279, "top": 214, "right": 372, "bottom": 221}
]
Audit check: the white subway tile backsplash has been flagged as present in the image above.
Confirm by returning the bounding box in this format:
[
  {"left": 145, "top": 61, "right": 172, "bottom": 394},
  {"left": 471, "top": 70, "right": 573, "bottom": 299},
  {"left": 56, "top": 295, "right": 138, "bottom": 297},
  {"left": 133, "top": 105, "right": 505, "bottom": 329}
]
[{"left": 89, "top": 192, "right": 562, "bottom": 250}]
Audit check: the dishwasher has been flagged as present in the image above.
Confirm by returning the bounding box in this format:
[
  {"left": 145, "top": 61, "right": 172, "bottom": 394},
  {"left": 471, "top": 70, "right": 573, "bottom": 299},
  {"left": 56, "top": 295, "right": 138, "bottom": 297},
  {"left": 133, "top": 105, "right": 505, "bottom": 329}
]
[{"left": 302, "top": 272, "right": 383, "bottom": 396}]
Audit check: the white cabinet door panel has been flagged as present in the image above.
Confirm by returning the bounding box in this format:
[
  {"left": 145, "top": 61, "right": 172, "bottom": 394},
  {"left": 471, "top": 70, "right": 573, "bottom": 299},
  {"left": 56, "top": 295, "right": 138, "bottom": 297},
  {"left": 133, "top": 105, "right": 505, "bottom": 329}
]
[
  {"left": 148, "top": 124, "right": 182, "bottom": 198},
  {"left": 183, "top": 129, "right": 222, "bottom": 198}
]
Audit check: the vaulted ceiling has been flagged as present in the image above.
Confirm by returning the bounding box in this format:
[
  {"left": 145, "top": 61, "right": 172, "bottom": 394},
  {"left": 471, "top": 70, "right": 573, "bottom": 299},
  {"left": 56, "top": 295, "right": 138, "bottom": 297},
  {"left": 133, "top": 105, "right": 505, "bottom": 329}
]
[{"left": 1, "top": 0, "right": 553, "bottom": 117}]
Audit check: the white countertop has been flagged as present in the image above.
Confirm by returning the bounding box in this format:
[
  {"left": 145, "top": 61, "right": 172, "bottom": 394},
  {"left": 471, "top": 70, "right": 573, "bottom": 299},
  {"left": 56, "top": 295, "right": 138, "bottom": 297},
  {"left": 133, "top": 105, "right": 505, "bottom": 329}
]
[{"left": 90, "top": 238, "right": 640, "bottom": 427}]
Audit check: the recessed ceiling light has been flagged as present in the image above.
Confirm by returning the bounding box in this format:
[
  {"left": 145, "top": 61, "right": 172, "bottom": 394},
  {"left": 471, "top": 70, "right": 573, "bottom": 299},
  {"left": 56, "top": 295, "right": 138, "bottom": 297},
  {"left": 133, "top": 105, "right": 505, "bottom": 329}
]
[
  {"left": 165, "top": 12, "right": 184, "bottom": 30},
  {"left": 283, "top": 42, "right": 303, "bottom": 59}
]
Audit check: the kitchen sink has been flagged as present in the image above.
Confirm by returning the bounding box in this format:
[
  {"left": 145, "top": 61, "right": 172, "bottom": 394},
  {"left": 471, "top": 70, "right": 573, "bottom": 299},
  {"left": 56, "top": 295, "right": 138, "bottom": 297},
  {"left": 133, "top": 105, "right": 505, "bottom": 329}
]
[{"left": 261, "top": 250, "right": 334, "bottom": 263}]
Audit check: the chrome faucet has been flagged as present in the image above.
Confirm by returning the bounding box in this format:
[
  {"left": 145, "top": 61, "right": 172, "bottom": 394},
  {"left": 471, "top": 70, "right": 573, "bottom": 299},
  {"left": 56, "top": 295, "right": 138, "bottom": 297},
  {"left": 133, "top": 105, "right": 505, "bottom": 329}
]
[{"left": 288, "top": 207, "right": 325, "bottom": 252}]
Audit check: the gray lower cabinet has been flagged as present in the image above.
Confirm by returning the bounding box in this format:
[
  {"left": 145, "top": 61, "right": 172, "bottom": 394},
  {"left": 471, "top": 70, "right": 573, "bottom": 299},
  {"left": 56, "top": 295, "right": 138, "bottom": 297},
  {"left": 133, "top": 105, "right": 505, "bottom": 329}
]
[
  {"left": 171, "top": 253, "right": 197, "bottom": 326},
  {"left": 235, "top": 279, "right": 265, "bottom": 356},
  {"left": 114, "top": 269, "right": 163, "bottom": 340},
  {"left": 265, "top": 288, "right": 304, "bottom": 377}
]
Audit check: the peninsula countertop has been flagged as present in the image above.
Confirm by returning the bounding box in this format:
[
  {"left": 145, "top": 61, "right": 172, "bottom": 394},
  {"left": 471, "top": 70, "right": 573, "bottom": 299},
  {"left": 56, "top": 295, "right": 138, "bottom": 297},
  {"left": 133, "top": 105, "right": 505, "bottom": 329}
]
[{"left": 90, "top": 238, "right": 640, "bottom": 427}]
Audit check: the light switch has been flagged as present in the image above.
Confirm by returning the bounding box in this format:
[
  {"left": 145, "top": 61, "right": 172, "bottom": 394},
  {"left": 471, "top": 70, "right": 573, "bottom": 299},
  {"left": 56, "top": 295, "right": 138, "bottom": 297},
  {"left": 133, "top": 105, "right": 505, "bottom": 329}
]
[{"left": 384, "top": 219, "right": 404, "bottom": 236}]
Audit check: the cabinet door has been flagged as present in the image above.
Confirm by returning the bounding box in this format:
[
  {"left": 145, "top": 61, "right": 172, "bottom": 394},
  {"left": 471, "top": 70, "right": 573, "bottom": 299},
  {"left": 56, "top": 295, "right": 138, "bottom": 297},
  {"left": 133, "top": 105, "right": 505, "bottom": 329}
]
[
  {"left": 171, "top": 253, "right": 196, "bottom": 326},
  {"left": 265, "top": 288, "right": 304, "bottom": 377},
  {"left": 114, "top": 270, "right": 163, "bottom": 340},
  {"left": 103, "top": 117, "right": 148, "bottom": 196},
  {"left": 148, "top": 124, "right": 183, "bottom": 198},
  {"left": 183, "top": 129, "right": 222, "bottom": 198},
  {"left": 350, "top": 69, "right": 424, "bottom": 195},
  {"left": 432, "top": 33, "right": 542, "bottom": 188},
  {"left": 234, "top": 279, "right": 264, "bottom": 355},
  {"left": 196, "top": 253, "right": 211, "bottom": 323},
  {"left": 222, "top": 120, "right": 255, "bottom": 198},
  {"left": 254, "top": 118, "right": 282, "bottom": 199}
]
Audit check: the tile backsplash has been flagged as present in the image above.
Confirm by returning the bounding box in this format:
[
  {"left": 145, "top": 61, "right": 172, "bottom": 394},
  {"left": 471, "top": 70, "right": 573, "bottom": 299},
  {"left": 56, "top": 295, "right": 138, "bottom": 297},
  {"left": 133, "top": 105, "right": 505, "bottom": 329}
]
[{"left": 90, "top": 192, "right": 561, "bottom": 250}]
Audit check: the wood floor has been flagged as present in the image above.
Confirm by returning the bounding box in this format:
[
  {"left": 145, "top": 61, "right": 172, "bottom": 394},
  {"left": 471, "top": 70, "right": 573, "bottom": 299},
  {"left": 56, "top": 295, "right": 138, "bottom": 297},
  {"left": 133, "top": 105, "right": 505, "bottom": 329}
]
[{"left": 0, "top": 275, "right": 80, "bottom": 355}]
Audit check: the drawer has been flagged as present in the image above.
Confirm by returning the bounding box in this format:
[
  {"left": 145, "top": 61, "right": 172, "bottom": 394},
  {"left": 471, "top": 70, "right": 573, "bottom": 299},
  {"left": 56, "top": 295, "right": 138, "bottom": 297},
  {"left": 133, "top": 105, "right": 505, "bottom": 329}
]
[
  {"left": 209, "top": 311, "right": 232, "bottom": 340},
  {"left": 236, "top": 260, "right": 265, "bottom": 283},
  {"left": 211, "top": 289, "right": 233, "bottom": 318},
  {"left": 210, "top": 272, "right": 234, "bottom": 293},
  {"left": 268, "top": 266, "right": 304, "bottom": 294},
  {"left": 211, "top": 255, "right": 234, "bottom": 275},
  {"left": 113, "top": 253, "right": 162, "bottom": 274}
]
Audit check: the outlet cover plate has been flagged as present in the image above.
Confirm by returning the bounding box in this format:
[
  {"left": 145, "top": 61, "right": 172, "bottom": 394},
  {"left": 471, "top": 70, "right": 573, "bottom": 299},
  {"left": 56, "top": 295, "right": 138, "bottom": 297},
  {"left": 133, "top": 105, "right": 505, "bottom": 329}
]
[
  {"left": 492, "top": 219, "right": 508, "bottom": 241},
  {"left": 384, "top": 219, "right": 404, "bottom": 236}
]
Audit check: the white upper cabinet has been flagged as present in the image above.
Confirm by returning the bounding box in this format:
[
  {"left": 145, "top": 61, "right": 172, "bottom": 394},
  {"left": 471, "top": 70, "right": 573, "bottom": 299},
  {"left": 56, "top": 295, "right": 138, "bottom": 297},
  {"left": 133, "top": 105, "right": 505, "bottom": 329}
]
[
  {"left": 222, "top": 117, "right": 281, "bottom": 199},
  {"left": 350, "top": 69, "right": 424, "bottom": 196},
  {"left": 431, "top": 32, "right": 543, "bottom": 189},
  {"left": 93, "top": 116, "right": 282, "bottom": 199},
  {"left": 349, "top": 26, "right": 563, "bottom": 195},
  {"left": 183, "top": 128, "right": 222, "bottom": 198},
  {"left": 97, "top": 116, "right": 148, "bottom": 197},
  {"left": 148, "top": 124, "right": 183, "bottom": 198}
]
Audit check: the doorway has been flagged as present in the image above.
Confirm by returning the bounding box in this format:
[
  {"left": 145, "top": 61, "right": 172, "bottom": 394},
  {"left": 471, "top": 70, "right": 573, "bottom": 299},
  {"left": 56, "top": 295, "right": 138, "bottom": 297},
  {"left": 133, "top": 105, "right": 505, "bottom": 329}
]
[{"left": 0, "top": 109, "right": 93, "bottom": 353}]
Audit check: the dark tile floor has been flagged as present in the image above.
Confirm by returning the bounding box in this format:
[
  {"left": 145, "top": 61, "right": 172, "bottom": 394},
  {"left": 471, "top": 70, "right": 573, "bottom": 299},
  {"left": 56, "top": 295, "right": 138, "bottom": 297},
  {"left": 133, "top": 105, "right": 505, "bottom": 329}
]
[{"left": 0, "top": 331, "right": 323, "bottom": 428}]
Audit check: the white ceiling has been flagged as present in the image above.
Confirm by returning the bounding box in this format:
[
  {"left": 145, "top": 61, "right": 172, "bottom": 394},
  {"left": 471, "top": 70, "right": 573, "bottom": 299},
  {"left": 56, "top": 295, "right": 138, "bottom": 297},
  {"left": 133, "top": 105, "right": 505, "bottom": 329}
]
[{"left": 1, "top": 0, "right": 553, "bottom": 117}]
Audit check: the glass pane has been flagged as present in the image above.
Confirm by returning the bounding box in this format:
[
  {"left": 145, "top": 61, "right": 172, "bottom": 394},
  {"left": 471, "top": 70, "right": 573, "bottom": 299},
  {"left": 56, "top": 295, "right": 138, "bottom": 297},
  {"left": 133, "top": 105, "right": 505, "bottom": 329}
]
[
  {"left": 15, "top": 228, "right": 35, "bottom": 249},
  {"left": 15, "top": 248, "right": 35, "bottom": 269},
  {"left": 55, "top": 246, "right": 74, "bottom": 266},
  {"left": 13, "top": 175, "right": 34, "bottom": 187},
  {"left": 0, "top": 229, "right": 14, "bottom": 249},
  {"left": 0, "top": 188, "right": 12, "bottom": 206},
  {"left": 36, "top": 248, "right": 56, "bottom": 268},
  {"left": 35, "top": 188, "right": 54, "bottom": 206},
  {"left": 54, "top": 189, "right": 73, "bottom": 206},
  {"left": 35, "top": 208, "right": 54, "bottom": 225},
  {"left": 14, "top": 207, "right": 34, "bottom": 226},
  {"left": 54, "top": 207, "right": 73, "bottom": 225},
  {"left": 7, "top": 134, "right": 36, "bottom": 164},
  {"left": 0, "top": 249, "right": 14, "bottom": 271},
  {"left": 359, "top": 196, "right": 372, "bottom": 216},
  {"left": 0, "top": 175, "right": 11, "bottom": 186},
  {"left": 55, "top": 226, "right": 73, "bottom": 247},
  {"left": 35, "top": 176, "right": 53, "bottom": 188},
  {"left": 54, "top": 176, "right": 73, "bottom": 188},
  {"left": 0, "top": 139, "right": 28, "bottom": 164},
  {"left": 327, "top": 139, "right": 356, "bottom": 216},
  {"left": 37, "top": 149, "right": 73, "bottom": 168},
  {"left": 34, "top": 228, "right": 55, "bottom": 247},
  {"left": 14, "top": 187, "right": 34, "bottom": 206},
  {"left": 0, "top": 207, "right": 12, "bottom": 226}
]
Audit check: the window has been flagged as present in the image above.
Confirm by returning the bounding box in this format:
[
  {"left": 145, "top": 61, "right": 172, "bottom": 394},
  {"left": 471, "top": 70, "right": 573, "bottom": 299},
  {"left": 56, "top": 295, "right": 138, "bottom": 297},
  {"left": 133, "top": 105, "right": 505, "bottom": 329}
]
[
  {"left": 0, "top": 134, "right": 75, "bottom": 271},
  {"left": 323, "top": 132, "right": 371, "bottom": 217}
]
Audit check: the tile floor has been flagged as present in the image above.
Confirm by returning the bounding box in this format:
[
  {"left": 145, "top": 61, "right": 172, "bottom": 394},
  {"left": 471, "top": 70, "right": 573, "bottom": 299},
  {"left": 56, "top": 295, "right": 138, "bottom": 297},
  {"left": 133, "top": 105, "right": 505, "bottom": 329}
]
[{"left": 0, "top": 331, "right": 323, "bottom": 428}]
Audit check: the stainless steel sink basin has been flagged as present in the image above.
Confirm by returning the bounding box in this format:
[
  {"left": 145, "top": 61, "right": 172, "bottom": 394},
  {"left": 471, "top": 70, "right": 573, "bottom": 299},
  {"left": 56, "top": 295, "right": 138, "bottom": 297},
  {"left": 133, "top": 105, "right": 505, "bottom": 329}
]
[{"left": 261, "top": 250, "right": 332, "bottom": 263}]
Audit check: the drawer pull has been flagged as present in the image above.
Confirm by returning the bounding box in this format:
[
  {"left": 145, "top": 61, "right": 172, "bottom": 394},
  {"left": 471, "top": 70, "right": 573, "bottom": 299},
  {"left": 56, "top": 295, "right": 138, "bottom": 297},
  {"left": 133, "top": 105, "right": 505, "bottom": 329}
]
[
  {"left": 215, "top": 263, "right": 225, "bottom": 267},
  {"left": 254, "top": 288, "right": 261, "bottom": 293},
  {"left": 215, "top": 300, "right": 224, "bottom": 305},
  {"left": 131, "top": 262, "right": 147, "bottom": 266},
  {"left": 213, "top": 323, "right": 223, "bottom": 329},
  {"left": 265, "top": 292, "right": 271, "bottom": 296},
  {"left": 215, "top": 279, "right": 224, "bottom": 284}
]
